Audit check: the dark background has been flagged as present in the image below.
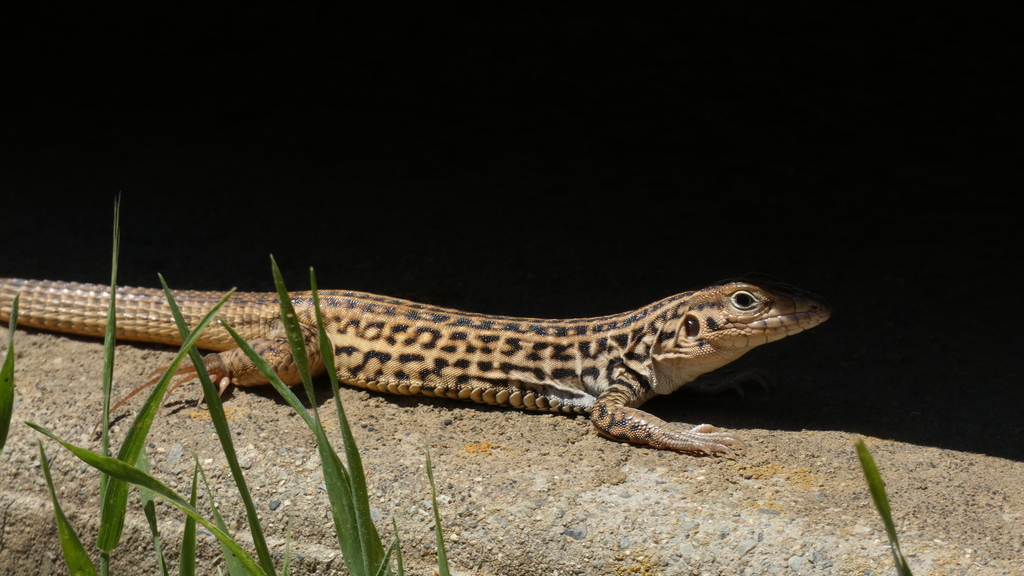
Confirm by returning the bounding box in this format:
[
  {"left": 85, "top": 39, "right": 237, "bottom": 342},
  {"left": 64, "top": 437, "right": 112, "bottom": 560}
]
[{"left": 3, "top": 5, "right": 1020, "bottom": 458}]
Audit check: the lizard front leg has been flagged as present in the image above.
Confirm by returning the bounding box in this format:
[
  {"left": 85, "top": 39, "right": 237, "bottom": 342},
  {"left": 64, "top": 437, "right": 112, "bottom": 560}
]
[{"left": 590, "top": 363, "right": 743, "bottom": 456}]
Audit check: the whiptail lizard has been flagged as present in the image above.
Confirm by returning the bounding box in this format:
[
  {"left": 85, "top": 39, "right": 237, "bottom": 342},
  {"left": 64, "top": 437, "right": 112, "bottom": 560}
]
[{"left": 0, "top": 276, "right": 829, "bottom": 455}]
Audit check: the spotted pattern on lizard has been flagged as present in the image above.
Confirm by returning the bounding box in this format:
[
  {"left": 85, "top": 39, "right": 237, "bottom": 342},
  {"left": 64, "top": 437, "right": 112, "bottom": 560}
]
[{"left": 0, "top": 275, "right": 830, "bottom": 455}]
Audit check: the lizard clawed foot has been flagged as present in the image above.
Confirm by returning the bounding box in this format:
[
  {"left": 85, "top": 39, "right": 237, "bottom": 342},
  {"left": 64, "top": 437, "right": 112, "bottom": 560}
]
[
  {"left": 591, "top": 393, "right": 744, "bottom": 457},
  {"left": 649, "top": 423, "right": 745, "bottom": 458}
]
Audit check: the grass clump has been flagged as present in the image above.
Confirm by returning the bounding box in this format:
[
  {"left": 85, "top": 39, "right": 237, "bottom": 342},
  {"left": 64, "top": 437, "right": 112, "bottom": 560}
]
[{"left": 19, "top": 204, "right": 451, "bottom": 574}]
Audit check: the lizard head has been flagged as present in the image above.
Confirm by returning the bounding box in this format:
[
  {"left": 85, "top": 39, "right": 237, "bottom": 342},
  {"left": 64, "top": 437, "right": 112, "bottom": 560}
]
[{"left": 648, "top": 276, "right": 830, "bottom": 393}]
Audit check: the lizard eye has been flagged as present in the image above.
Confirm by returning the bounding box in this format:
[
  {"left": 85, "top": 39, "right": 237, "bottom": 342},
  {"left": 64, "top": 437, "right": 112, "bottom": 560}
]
[
  {"left": 730, "top": 290, "right": 758, "bottom": 310},
  {"left": 684, "top": 315, "right": 700, "bottom": 338}
]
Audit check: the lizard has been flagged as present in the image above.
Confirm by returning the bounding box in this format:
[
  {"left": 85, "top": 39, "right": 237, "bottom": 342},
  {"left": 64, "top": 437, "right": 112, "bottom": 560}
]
[{"left": 0, "top": 275, "right": 829, "bottom": 455}]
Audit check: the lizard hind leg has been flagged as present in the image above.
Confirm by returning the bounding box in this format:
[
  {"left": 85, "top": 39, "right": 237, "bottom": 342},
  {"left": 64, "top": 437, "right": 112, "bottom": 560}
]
[
  {"left": 94, "top": 329, "right": 323, "bottom": 435},
  {"left": 94, "top": 353, "right": 234, "bottom": 435}
]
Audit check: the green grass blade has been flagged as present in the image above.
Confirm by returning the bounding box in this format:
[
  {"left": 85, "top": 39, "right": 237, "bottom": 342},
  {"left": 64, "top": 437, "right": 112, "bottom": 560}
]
[
  {"left": 0, "top": 293, "right": 19, "bottom": 454},
  {"left": 855, "top": 441, "right": 914, "bottom": 576},
  {"left": 424, "top": 447, "right": 451, "bottom": 576},
  {"left": 38, "top": 441, "right": 99, "bottom": 576},
  {"left": 321, "top": 448, "right": 373, "bottom": 576},
  {"left": 374, "top": 538, "right": 399, "bottom": 576},
  {"left": 27, "top": 423, "right": 268, "bottom": 576},
  {"left": 99, "top": 197, "right": 121, "bottom": 576},
  {"left": 197, "top": 453, "right": 248, "bottom": 576},
  {"left": 97, "top": 289, "right": 234, "bottom": 554},
  {"left": 269, "top": 256, "right": 319, "bottom": 424},
  {"left": 137, "top": 447, "right": 170, "bottom": 576},
  {"left": 100, "top": 198, "right": 121, "bottom": 460},
  {"left": 281, "top": 513, "right": 293, "bottom": 576},
  {"left": 159, "top": 275, "right": 277, "bottom": 576},
  {"left": 309, "top": 269, "right": 385, "bottom": 572},
  {"left": 220, "top": 318, "right": 373, "bottom": 576},
  {"left": 392, "top": 518, "right": 404, "bottom": 576},
  {"left": 375, "top": 519, "right": 404, "bottom": 576},
  {"left": 178, "top": 461, "right": 199, "bottom": 576}
]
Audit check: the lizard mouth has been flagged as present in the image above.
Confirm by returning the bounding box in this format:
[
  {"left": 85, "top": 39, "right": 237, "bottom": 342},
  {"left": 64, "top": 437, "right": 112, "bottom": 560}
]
[
  {"left": 724, "top": 293, "right": 831, "bottom": 347},
  {"left": 774, "top": 293, "right": 830, "bottom": 342}
]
